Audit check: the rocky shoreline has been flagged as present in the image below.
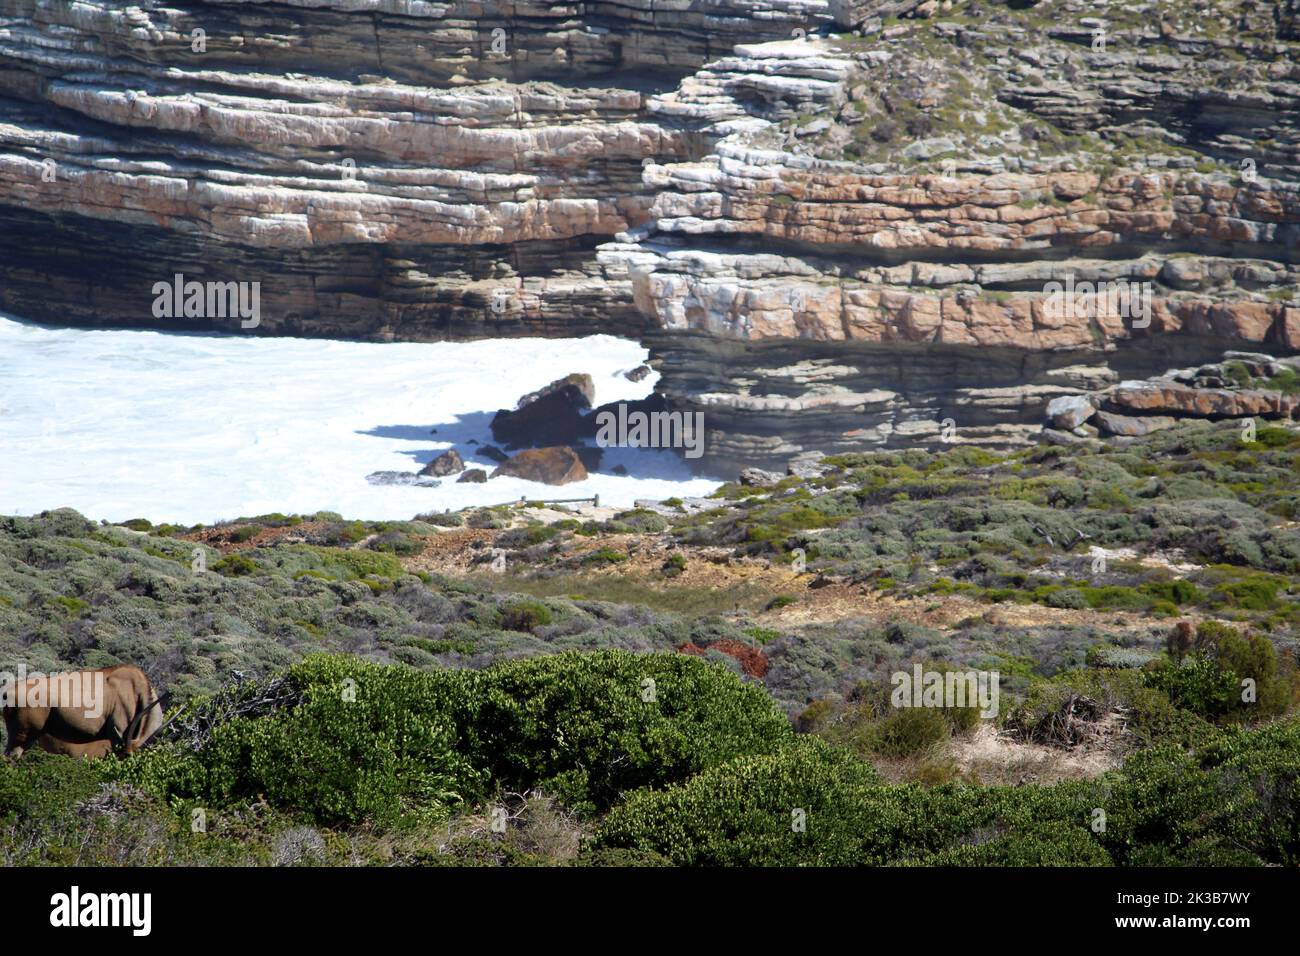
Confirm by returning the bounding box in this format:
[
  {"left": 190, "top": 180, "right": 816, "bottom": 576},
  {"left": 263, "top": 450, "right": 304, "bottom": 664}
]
[{"left": 1, "top": 0, "right": 1297, "bottom": 471}]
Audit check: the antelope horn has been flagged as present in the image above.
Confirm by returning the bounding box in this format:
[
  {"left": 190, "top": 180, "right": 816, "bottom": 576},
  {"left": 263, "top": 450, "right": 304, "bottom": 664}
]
[{"left": 120, "top": 691, "right": 172, "bottom": 751}]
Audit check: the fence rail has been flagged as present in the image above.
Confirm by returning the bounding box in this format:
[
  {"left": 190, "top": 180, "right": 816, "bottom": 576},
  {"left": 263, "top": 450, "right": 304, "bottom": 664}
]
[{"left": 482, "top": 494, "right": 602, "bottom": 509}]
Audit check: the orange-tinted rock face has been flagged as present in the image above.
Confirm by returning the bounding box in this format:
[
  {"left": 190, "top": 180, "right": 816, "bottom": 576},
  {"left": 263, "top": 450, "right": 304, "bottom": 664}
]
[
  {"left": 491, "top": 447, "right": 588, "bottom": 485},
  {"left": 1107, "top": 384, "right": 1299, "bottom": 420}
]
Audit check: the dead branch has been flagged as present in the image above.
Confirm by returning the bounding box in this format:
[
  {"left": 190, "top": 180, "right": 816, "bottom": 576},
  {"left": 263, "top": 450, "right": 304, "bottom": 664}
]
[{"left": 147, "top": 671, "right": 302, "bottom": 753}]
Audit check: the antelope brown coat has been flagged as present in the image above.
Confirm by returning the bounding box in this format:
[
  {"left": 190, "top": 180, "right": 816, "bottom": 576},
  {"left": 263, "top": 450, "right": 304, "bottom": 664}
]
[{"left": 2, "top": 665, "right": 165, "bottom": 759}]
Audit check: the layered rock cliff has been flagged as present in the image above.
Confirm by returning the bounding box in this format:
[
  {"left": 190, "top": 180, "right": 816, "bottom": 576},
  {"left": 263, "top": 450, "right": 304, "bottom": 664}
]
[{"left": 1, "top": 0, "right": 1297, "bottom": 470}]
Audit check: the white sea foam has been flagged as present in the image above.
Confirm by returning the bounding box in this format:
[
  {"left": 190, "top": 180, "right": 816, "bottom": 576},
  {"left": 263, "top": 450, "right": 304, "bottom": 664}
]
[{"left": 0, "top": 316, "right": 720, "bottom": 523}]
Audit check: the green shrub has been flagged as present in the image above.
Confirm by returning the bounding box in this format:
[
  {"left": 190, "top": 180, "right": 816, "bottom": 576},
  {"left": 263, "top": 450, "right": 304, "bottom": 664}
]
[
  {"left": 599, "top": 718, "right": 1300, "bottom": 867},
  {"left": 499, "top": 599, "right": 553, "bottom": 632},
  {"left": 1246, "top": 425, "right": 1296, "bottom": 448},
  {"left": 1101, "top": 719, "right": 1300, "bottom": 866},
  {"left": 593, "top": 738, "right": 881, "bottom": 866},
  {"left": 612, "top": 510, "right": 669, "bottom": 534},
  {"left": 1145, "top": 621, "right": 1295, "bottom": 723},
  {"left": 662, "top": 552, "right": 687, "bottom": 577},
  {"left": 417, "top": 511, "right": 464, "bottom": 528},
  {"left": 596, "top": 742, "right": 1110, "bottom": 867},
  {"left": 403, "top": 637, "right": 477, "bottom": 656},
  {"left": 579, "top": 846, "right": 674, "bottom": 867},
  {"left": 1140, "top": 579, "right": 1204, "bottom": 606},
  {"left": 0, "top": 751, "right": 112, "bottom": 826},
  {"left": 125, "top": 651, "right": 793, "bottom": 825},
  {"left": 1078, "top": 586, "right": 1150, "bottom": 611},
  {"left": 211, "top": 554, "right": 258, "bottom": 577},
  {"left": 300, "top": 547, "right": 404, "bottom": 580},
  {"left": 1211, "top": 576, "right": 1282, "bottom": 610},
  {"left": 582, "top": 548, "right": 628, "bottom": 566},
  {"left": 1045, "top": 588, "right": 1088, "bottom": 610},
  {"left": 871, "top": 707, "right": 950, "bottom": 757},
  {"left": 503, "top": 524, "right": 562, "bottom": 547},
  {"left": 122, "top": 657, "right": 482, "bottom": 828},
  {"left": 917, "top": 824, "right": 1111, "bottom": 866},
  {"left": 51, "top": 595, "right": 90, "bottom": 618},
  {"left": 368, "top": 531, "right": 424, "bottom": 556},
  {"left": 446, "top": 650, "right": 794, "bottom": 816},
  {"left": 743, "top": 626, "right": 781, "bottom": 645},
  {"left": 1145, "top": 655, "right": 1241, "bottom": 720},
  {"left": 466, "top": 509, "right": 506, "bottom": 530},
  {"left": 319, "top": 521, "right": 370, "bottom": 546}
]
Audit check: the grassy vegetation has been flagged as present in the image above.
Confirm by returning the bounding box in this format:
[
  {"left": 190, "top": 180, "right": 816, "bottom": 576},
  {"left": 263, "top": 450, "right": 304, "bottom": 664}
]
[
  {"left": 2, "top": 421, "right": 1298, "bottom": 865},
  {"left": 641, "top": 421, "right": 1300, "bottom": 630},
  {"left": 594, "top": 714, "right": 1300, "bottom": 866},
  {"left": 475, "top": 570, "right": 778, "bottom": 617},
  {"left": 3, "top": 647, "right": 1297, "bottom": 867}
]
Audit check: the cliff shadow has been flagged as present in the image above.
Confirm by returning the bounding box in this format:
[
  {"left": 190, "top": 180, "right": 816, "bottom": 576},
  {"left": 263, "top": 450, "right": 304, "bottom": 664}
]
[
  {"left": 358, "top": 412, "right": 500, "bottom": 472},
  {"left": 357, "top": 413, "right": 713, "bottom": 482}
]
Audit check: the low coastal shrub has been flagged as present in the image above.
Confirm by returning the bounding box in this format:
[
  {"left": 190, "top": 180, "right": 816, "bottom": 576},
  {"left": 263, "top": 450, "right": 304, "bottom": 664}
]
[{"left": 122, "top": 650, "right": 793, "bottom": 824}]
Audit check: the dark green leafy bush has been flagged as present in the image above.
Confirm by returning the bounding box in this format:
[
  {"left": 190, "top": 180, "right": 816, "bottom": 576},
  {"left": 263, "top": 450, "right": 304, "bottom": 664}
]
[
  {"left": 916, "top": 824, "right": 1111, "bottom": 866},
  {"left": 597, "top": 717, "right": 1300, "bottom": 867},
  {"left": 0, "top": 750, "right": 111, "bottom": 826},
  {"left": 1144, "top": 656, "right": 1242, "bottom": 722},
  {"left": 122, "top": 657, "right": 482, "bottom": 827},
  {"left": 123, "top": 650, "right": 792, "bottom": 824},
  {"left": 871, "top": 707, "right": 950, "bottom": 757},
  {"left": 1145, "top": 621, "right": 1296, "bottom": 723},
  {"left": 1100, "top": 719, "right": 1300, "bottom": 866},
  {"left": 445, "top": 650, "right": 793, "bottom": 815},
  {"left": 594, "top": 738, "right": 881, "bottom": 865},
  {"left": 211, "top": 554, "right": 258, "bottom": 577}
]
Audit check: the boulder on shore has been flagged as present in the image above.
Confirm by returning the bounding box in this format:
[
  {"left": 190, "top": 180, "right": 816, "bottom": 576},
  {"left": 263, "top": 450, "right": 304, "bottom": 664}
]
[
  {"left": 491, "top": 373, "right": 594, "bottom": 448},
  {"left": 1045, "top": 395, "right": 1097, "bottom": 430},
  {"left": 739, "top": 467, "right": 783, "bottom": 487},
  {"left": 418, "top": 449, "right": 465, "bottom": 477},
  {"left": 516, "top": 373, "right": 595, "bottom": 409},
  {"left": 491, "top": 446, "right": 588, "bottom": 485},
  {"left": 457, "top": 468, "right": 488, "bottom": 483}
]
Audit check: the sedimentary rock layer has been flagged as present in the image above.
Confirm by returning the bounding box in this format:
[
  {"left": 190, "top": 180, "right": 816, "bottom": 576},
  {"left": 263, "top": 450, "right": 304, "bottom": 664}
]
[{"left": 0, "top": 0, "right": 1297, "bottom": 469}]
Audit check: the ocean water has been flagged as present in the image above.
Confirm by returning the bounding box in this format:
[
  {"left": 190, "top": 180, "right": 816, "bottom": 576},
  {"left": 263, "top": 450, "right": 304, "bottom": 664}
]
[{"left": 0, "top": 315, "right": 720, "bottom": 524}]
